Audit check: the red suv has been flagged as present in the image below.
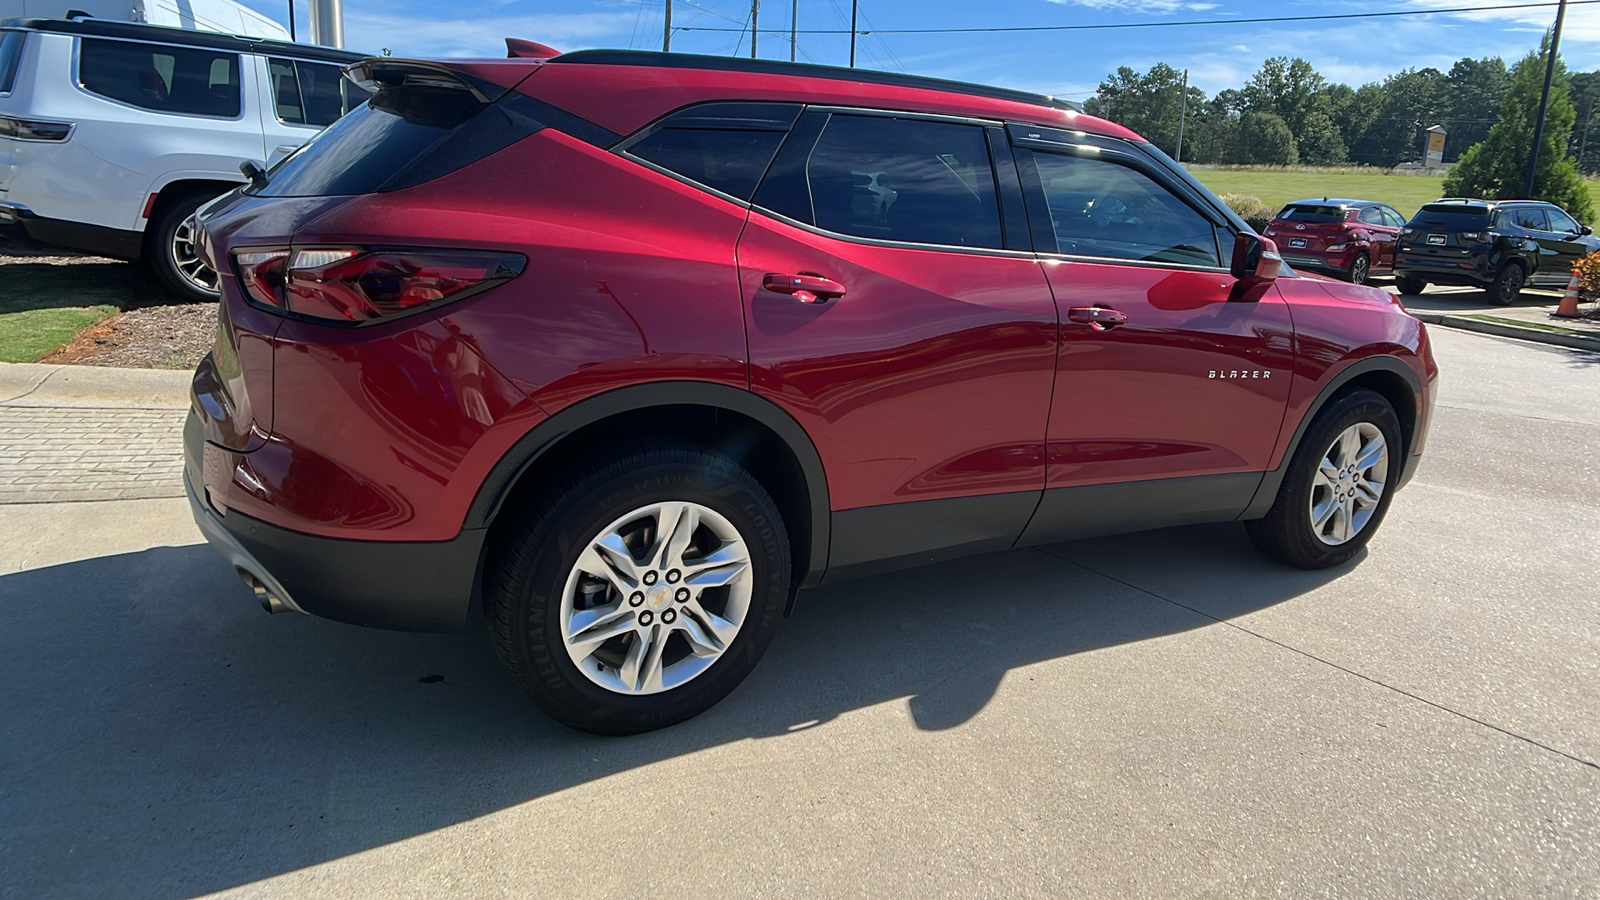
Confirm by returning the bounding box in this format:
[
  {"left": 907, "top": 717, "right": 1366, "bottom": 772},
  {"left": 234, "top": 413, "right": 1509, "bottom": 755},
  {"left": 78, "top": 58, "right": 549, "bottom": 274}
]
[
  {"left": 185, "top": 50, "right": 1438, "bottom": 734},
  {"left": 1264, "top": 199, "right": 1407, "bottom": 285}
]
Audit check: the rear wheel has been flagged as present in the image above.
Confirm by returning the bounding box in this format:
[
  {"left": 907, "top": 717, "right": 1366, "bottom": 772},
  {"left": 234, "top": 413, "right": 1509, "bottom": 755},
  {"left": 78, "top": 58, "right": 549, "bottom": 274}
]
[
  {"left": 485, "top": 443, "right": 790, "bottom": 735},
  {"left": 1245, "top": 388, "right": 1402, "bottom": 569},
  {"left": 148, "top": 191, "right": 224, "bottom": 302},
  {"left": 1394, "top": 275, "right": 1426, "bottom": 296},
  {"left": 1488, "top": 263, "right": 1524, "bottom": 306},
  {"left": 1346, "top": 253, "right": 1371, "bottom": 285}
]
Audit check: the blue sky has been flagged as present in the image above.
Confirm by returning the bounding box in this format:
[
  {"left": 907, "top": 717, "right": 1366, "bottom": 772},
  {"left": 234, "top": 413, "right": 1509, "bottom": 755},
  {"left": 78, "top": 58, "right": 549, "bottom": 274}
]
[{"left": 238, "top": 0, "right": 1600, "bottom": 100}]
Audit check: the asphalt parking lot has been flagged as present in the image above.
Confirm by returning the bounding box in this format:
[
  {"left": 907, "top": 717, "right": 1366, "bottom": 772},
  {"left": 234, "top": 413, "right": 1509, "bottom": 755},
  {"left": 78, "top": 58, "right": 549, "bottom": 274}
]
[{"left": 1, "top": 326, "right": 1597, "bottom": 898}]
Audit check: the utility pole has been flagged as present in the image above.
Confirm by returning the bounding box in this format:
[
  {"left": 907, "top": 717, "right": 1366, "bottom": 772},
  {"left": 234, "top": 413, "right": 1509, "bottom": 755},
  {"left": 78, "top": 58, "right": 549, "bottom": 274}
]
[
  {"left": 849, "top": 0, "right": 858, "bottom": 68},
  {"left": 287, "top": 0, "right": 295, "bottom": 41},
  {"left": 790, "top": 0, "right": 797, "bottom": 62},
  {"left": 663, "top": 0, "right": 671, "bottom": 52},
  {"left": 1174, "top": 68, "right": 1189, "bottom": 163},
  {"left": 751, "top": 0, "right": 759, "bottom": 58},
  {"left": 308, "top": 0, "right": 342, "bottom": 46},
  {"left": 1523, "top": 0, "right": 1567, "bottom": 198}
]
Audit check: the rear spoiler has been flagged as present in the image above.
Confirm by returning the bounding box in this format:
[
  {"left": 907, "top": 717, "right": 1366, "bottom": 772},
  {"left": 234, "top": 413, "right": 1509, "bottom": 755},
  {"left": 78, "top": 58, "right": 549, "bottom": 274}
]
[
  {"left": 506, "top": 38, "right": 560, "bottom": 59},
  {"left": 344, "top": 59, "right": 499, "bottom": 102}
]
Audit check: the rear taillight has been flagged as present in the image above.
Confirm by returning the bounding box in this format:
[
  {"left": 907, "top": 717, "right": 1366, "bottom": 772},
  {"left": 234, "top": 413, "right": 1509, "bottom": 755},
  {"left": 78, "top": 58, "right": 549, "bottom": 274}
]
[
  {"left": 0, "top": 115, "right": 74, "bottom": 141},
  {"left": 231, "top": 246, "right": 525, "bottom": 323},
  {"left": 1459, "top": 232, "right": 1482, "bottom": 241}
]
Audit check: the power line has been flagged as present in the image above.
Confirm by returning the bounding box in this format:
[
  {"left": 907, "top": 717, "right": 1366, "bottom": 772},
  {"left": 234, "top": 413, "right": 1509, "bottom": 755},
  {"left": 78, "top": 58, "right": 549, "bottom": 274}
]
[{"left": 678, "top": 0, "right": 1600, "bottom": 35}]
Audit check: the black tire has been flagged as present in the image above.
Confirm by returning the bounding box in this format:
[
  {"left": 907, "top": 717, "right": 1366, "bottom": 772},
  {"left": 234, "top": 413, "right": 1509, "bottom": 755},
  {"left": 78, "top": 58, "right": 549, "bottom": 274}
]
[
  {"left": 485, "top": 442, "right": 790, "bottom": 735},
  {"left": 147, "top": 191, "right": 224, "bottom": 302},
  {"left": 1488, "top": 262, "right": 1524, "bottom": 306},
  {"left": 1245, "top": 388, "right": 1403, "bottom": 570},
  {"left": 1346, "top": 253, "right": 1371, "bottom": 285},
  {"left": 1394, "top": 275, "right": 1427, "bottom": 296}
]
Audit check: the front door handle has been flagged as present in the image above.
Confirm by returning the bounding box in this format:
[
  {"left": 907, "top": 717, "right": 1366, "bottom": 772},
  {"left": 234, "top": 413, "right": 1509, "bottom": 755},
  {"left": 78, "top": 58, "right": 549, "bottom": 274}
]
[
  {"left": 1067, "top": 306, "right": 1129, "bottom": 332},
  {"left": 763, "top": 272, "right": 846, "bottom": 304}
]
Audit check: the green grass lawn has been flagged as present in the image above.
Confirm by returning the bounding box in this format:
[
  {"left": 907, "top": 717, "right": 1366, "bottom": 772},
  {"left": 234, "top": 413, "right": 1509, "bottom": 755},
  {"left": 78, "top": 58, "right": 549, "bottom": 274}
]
[
  {"left": 1191, "top": 167, "right": 1600, "bottom": 221},
  {"left": 0, "top": 256, "right": 143, "bottom": 363}
]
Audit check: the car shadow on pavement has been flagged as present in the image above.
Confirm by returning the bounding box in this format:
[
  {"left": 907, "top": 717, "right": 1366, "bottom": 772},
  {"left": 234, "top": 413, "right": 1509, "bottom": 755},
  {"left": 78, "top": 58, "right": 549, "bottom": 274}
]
[{"left": 0, "top": 522, "right": 1350, "bottom": 898}]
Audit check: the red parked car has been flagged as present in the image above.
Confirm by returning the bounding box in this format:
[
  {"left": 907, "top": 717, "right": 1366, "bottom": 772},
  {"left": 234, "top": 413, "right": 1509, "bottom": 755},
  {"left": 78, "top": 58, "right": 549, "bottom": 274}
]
[
  {"left": 185, "top": 49, "right": 1438, "bottom": 734},
  {"left": 1264, "top": 199, "right": 1407, "bottom": 285}
]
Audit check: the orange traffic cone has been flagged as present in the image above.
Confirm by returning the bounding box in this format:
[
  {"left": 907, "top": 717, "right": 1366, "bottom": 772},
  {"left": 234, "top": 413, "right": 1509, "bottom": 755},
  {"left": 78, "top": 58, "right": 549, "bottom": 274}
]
[{"left": 1553, "top": 273, "right": 1584, "bottom": 319}]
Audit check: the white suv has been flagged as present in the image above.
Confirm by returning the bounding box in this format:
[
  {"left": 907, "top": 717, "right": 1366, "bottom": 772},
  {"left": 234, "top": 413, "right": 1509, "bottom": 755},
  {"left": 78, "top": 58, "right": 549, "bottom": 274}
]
[{"left": 0, "top": 17, "right": 366, "bottom": 299}]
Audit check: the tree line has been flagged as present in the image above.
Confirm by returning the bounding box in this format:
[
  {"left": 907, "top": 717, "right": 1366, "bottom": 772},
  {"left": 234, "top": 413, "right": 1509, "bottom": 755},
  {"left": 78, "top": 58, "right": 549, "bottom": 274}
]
[{"left": 1084, "top": 53, "right": 1600, "bottom": 174}]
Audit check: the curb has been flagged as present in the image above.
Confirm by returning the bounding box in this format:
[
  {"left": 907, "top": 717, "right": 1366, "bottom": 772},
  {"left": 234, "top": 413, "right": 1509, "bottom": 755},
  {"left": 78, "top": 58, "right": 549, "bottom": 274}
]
[
  {"left": 1409, "top": 312, "right": 1600, "bottom": 353},
  {"left": 0, "top": 362, "right": 190, "bottom": 409}
]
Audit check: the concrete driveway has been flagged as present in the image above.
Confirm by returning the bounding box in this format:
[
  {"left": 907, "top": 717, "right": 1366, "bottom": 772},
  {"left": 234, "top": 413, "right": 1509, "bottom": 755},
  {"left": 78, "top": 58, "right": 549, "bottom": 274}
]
[{"left": 1, "top": 327, "right": 1596, "bottom": 898}]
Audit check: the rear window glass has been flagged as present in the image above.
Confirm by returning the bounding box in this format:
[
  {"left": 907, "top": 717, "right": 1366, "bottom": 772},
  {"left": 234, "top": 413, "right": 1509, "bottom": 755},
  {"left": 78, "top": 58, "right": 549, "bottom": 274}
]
[
  {"left": 79, "top": 38, "right": 240, "bottom": 118},
  {"left": 267, "top": 58, "right": 371, "bottom": 127},
  {"left": 258, "top": 85, "right": 534, "bottom": 197},
  {"left": 0, "top": 31, "right": 24, "bottom": 94},
  {"left": 1409, "top": 205, "right": 1491, "bottom": 232},
  {"left": 1277, "top": 205, "right": 1346, "bottom": 224},
  {"left": 624, "top": 104, "right": 798, "bottom": 202}
]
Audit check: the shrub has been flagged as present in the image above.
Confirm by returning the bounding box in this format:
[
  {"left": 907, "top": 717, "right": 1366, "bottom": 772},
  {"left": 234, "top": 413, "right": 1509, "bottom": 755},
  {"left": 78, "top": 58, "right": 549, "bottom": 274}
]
[
  {"left": 1221, "top": 193, "right": 1276, "bottom": 232},
  {"left": 1574, "top": 250, "right": 1600, "bottom": 299}
]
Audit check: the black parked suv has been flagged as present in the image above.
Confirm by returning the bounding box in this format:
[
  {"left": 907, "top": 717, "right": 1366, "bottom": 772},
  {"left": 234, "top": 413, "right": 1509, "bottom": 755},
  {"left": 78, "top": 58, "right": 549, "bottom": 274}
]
[{"left": 1393, "top": 199, "right": 1598, "bottom": 304}]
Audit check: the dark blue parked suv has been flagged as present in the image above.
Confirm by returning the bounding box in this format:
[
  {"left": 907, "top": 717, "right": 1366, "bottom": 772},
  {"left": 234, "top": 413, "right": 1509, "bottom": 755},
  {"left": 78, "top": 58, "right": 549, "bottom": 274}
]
[{"left": 1393, "top": 199, "right": 1598, "bottom": 304}]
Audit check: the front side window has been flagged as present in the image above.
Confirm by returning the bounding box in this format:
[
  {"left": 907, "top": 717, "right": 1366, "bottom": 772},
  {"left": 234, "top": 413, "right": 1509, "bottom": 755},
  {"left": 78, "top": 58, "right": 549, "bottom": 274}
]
[
  {"left": 268, "top": 58, "right": 370, "bottom": 127},
  {"left": 0, "top": 31, "right": 25, "bottom": 93},
  {"left": 1031, "top": 152, "right": 1221, "bottom": 267},
  {"left": 797, "top": 115, "right": 1003, "bottom": 249},
  {"left": 1382, "top": 208, "right": 1406, "bottom": 228},
  {"left": 79, "top": 38, "right": 240, "bottom": 117},
  {"left": 1546, "top": 208, "right": 1581, "bottom": 234}
]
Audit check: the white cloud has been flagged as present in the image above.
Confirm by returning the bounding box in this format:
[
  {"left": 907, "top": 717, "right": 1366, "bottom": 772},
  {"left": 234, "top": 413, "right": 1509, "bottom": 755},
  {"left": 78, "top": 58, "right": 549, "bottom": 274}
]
[{"left": 342, "top": 7, "right": 640, "bottom": 57}]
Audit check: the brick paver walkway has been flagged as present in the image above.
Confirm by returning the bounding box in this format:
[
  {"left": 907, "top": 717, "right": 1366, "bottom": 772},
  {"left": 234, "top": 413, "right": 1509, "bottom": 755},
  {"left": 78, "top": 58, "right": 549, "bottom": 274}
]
[{"left": 0, "top": 407, "right": 185, "bottom": 503}]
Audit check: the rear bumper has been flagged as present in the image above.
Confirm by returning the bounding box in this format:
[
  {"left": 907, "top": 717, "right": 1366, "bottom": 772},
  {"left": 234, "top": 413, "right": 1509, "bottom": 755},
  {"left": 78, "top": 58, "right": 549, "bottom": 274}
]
[
  {"left": 1281, "top": 247, "right": 1357, "bottom": 275},
  {"left": 184, "top": 410, "right": 484, "bottom": 632}
]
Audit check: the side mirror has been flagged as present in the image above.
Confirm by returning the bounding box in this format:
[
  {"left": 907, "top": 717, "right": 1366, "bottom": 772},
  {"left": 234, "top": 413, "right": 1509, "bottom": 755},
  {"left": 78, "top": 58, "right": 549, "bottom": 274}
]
[
  {"left": 1229, "top": 232, "right": 1281, "bottom": 302},
  {"left": 1582, "top": 225, "right": 1593, "bottom": 236},
  {"left": 239, "top": 159, "right": 268, "bottom": 191}
]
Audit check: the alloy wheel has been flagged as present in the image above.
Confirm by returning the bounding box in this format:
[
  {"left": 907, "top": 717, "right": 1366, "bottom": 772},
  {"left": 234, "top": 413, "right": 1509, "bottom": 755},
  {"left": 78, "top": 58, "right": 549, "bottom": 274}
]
[
  {"left": 1308, "top": 422, "right": 1388, "bottom": 546},
  {"left": 1349, "top": 255, "right": 1369, "bottom": 285},
  {"left": 560, "top": 501, "right": 753, "bottom": 695},
  {"left": 170, "top": 213, "right": 220, "bottom": 295}
]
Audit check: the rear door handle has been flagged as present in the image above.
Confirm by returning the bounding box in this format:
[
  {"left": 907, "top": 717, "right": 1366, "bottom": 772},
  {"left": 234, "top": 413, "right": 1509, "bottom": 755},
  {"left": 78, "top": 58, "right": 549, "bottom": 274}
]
[
  {"left": 1067, "top": 306, "right": 1129, "bottom": 332},
  {"left": 763, "top": 272, "right": 846, "bottom": 304}
]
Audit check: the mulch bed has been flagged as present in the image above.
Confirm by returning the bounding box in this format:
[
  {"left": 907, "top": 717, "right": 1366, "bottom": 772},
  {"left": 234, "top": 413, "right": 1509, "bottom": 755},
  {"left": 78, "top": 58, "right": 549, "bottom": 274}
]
[{"left": 1, "top": 233, "right": 216, "bottom": 370}]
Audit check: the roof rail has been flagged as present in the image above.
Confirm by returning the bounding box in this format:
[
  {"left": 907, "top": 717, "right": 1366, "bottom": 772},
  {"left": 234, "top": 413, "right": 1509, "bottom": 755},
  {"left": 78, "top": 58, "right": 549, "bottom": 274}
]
[{"left": 548, "top": 49, "right": 1085, "bottom": 114}]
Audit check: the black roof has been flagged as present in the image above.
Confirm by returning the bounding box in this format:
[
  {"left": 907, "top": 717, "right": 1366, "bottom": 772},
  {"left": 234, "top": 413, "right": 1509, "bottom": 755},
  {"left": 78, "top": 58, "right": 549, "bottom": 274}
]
[
  {"left": 1, "top": 18, "right": 366, "bottom": 63},
  {"left": 551, "top": 49, "right": 1086, "bottom": 114}
]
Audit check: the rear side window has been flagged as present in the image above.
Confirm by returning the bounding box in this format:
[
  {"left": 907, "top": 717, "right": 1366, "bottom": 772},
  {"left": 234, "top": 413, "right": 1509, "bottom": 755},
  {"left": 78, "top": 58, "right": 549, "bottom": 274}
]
[
  {"left": 1358, "top": 207, "right": 1385, "bottom": 226},
  {"left": 1031, "top": 152, "right": 1221, "bottom": 267},
  {"left": 624, "top": 102, "right": 798, "bottom": 201},
  {"left": 78, "top": 38, "right": 240, "bottom": 118},
  {"left": 1278, "top": 205, "right": 1346, "bottom": 224},
  {"left": 1410, "top": 204, "right": 1490, "bottom": 232},
  {"left": 786, "top": 114, "right": 1003, "bottom": 249},
  {"left": 0, "top": 31, "right": 24, "bottom": 94},
  {"left": 267, "top": 58, "right": 371, "bottom": 127},
  {"left": 1511, "top": 207, "right": 1548, "bottom": 230},
  {"left": 259, "top": 83, "right": 543, "bottom": 197}
]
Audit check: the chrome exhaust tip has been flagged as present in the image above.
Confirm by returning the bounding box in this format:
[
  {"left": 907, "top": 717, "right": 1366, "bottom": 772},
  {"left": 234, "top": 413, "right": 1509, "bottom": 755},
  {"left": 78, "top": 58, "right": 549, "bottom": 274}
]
[{"left": 237, "top": 569, "right": 291, "bottom": 614}]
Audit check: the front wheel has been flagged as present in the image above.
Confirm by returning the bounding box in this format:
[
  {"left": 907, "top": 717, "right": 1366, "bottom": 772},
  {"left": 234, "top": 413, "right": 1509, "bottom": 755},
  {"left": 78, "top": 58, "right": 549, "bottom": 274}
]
[
  {"left": 1245, "top": 388, "right": 1402, "bottom": 569},
  {"left": 485, "top": 443, "right": 790, "bottom": 735},
  {"left": 147, "top": 191, "right": 223, "bottom": 302}
]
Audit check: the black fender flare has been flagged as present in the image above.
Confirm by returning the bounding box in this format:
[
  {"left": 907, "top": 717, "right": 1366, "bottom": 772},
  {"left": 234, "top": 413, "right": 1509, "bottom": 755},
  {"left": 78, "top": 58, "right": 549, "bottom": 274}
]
[
  {"left": 465, "top": 381, "right": 831, "bottom": 587},
  {"left": 1240, "top": 356, "right": 1422, "bottom": 520}
]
